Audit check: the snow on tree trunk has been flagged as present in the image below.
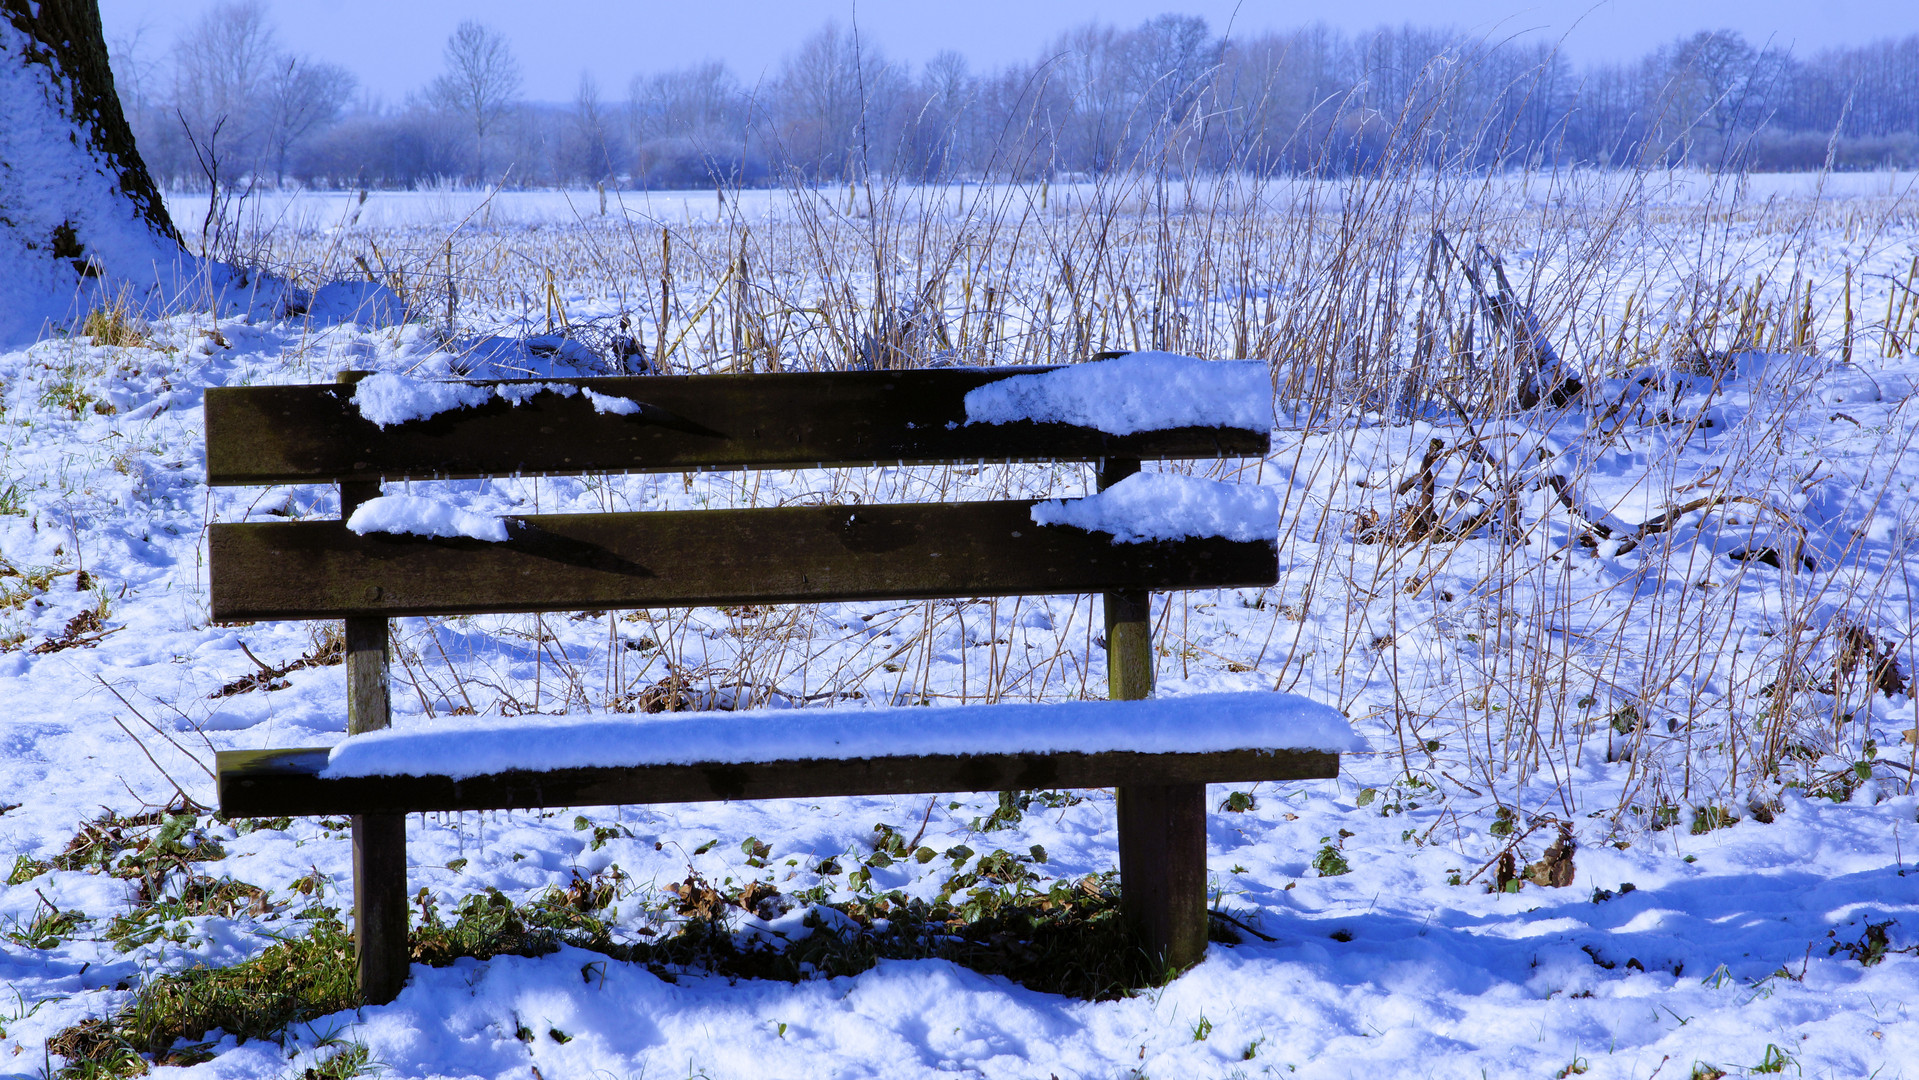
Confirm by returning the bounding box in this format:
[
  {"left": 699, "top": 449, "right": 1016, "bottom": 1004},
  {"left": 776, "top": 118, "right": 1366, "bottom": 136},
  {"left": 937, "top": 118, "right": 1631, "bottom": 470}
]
[{"left": 1, "top": 0, "right": 184, "bottom": 345}]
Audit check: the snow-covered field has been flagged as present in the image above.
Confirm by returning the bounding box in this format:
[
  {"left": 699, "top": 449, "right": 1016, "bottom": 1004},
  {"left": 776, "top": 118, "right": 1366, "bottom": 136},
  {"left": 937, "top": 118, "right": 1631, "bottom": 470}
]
[
  {"left": 4, "top": 172, "right": 1919, "bottom": 1079},
  {"left": 168, "top": 169, "right": 1919, "bottom": 234}
]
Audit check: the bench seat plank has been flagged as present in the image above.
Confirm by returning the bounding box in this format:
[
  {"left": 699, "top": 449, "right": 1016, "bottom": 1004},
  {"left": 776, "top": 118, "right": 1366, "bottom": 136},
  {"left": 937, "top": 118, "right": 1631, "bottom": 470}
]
[
  {"left": 206, "top": 370, "right": 1270, "bottom": 486},
  {"left": 210, "top": 500, "right": 1278, "bottom": 621},
  {"left": 217, "top": 691, "right": 1355, "bottom": 816},
  {"left": 219, "top": 746, "right": 1339, "bottom": 817}
]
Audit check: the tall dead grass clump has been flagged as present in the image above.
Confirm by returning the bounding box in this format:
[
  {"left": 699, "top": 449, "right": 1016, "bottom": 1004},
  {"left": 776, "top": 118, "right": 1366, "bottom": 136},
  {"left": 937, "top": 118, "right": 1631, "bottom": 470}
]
[
  {"left": 227, "top": 45, "right": 1919, "bottom": 832},
  {"left": 80, "top": 290, "right": 149, "bottom": 348}
]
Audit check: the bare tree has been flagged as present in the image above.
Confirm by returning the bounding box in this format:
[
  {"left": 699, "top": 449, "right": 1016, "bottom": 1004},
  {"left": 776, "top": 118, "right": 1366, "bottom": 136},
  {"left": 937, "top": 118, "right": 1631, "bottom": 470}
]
[
  {"left": 896, "top": 50, "right": 972, "bottom": 179},
  {"left": 427, "top": 18, "right": 522, "bottom": 176},
  {"left": 628, "top": 60, "right": 760, "bottom": 188},
  {"left": 1637, "top": 30, "right": 1774, "bottom": 165},
  {"left": 4, "top": 0, "right": 174, "bottom": 237},
  {"left": 261, "top": 56, "right": 355, "bottom": 185},
  {"left": 105, "top": 18, "right": 157, "bottom": 113},
  {"left": 630, "top": 60, "right": 742, "bottom": 143},
  {"left": 1046, "top": 22, "right": 1131, "bottom": 172},
  {"left": 90, "top": 2, "right": 1919, "bottom": 197},
  {"left": 770, "top": 21, "right": 904, "bottom": 179},
  {"left": 170, "top": 0, "right": 277, "bottom": 170},
  {"left": 1126, "top": 15, "right": 1220, "bottom": 131},
  {"left": 563, "top": 71, "right": 618, "bottom": 184}
]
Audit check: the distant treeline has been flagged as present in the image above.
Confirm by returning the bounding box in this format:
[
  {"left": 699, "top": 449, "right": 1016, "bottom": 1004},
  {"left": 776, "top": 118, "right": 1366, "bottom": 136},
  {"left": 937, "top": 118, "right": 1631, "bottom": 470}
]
[{"left": 112, "top": 2, "right": 1919, "bottom": 191}]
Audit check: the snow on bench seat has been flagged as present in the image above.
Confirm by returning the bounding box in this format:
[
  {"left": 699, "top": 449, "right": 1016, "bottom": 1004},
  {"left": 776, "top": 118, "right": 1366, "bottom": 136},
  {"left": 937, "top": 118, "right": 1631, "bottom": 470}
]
[
  {"left": 217, "top": 692, "right": 1356, "bottom": 817},
  {"left": 325, "top": 691, "right": 1357, "bottom": 779}
]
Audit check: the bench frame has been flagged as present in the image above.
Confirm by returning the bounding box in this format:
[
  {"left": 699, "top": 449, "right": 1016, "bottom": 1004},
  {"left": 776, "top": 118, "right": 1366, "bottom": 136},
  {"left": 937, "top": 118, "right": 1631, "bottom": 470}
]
[{"left": 208, "top": 367, "right": 1334, "bottom": 1003}]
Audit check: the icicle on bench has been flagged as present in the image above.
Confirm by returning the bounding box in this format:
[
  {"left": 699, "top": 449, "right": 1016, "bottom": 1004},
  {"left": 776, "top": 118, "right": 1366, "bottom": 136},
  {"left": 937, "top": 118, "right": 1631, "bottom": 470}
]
[{"left": 204, "top": 355, "right": 1354, "bottom": 1005}]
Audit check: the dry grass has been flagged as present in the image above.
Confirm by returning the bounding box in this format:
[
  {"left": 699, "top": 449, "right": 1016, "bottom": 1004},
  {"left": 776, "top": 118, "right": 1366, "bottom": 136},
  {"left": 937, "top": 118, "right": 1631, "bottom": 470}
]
[
  {"left": 79, "top": 292, "right": 150, "bottom": 349},
  {"left": 201, "top": 93, "right": 1919, "bottom": 836}
]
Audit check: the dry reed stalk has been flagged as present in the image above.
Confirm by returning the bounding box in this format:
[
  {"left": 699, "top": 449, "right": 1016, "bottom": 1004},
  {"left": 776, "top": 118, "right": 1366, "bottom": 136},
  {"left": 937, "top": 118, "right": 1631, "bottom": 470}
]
[{"left": 215, "top": 71, "right": 1919, "bottom": 835}]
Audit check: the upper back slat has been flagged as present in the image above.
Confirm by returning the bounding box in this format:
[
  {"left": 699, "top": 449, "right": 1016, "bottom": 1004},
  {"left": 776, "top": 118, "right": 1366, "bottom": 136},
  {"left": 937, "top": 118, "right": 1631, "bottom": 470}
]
[{"left": 205, "top": 369, "right": 1271, "bottom": 486}]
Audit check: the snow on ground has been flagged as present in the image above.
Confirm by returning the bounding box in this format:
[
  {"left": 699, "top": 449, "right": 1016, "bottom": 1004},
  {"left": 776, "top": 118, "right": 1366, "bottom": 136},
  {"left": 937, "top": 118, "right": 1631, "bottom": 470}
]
[
  {"left": 164, "top": 169, "right": 1919, "bottom": 233},
  {"left": 2, "top": 182, "right": 1919, "bottom": 1080}
]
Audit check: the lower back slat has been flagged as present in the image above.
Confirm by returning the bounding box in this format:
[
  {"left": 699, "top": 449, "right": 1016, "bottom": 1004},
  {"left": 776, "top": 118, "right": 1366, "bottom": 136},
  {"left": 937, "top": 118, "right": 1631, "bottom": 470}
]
[{"left": 209, "top": 500, "right": 1278, "bottom": 620}]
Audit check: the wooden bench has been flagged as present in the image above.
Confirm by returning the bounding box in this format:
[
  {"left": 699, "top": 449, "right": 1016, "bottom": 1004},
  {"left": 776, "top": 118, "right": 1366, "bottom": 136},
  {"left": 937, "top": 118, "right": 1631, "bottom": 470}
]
[{"left": 205, "top": 362, "right": 1344, "bottom": 1004}]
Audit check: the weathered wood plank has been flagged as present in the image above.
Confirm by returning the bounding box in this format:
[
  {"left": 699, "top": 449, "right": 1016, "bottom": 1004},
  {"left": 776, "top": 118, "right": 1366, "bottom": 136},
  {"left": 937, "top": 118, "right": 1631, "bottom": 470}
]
[
  {"left": 204, "top": 369, "right": 1270, "bottom": 486},
  {"left": 1117, "top": 782, "right": 1209, "bottom": 971},
  {"left": 209, "top": 501, "right": 1278, "bottom": 621},
  {"left": 217, "top": 747, "right": 1339, "bottom": 818},
  {"left": 350, "top": 812, "right": 407, "bottom": 1003},
  {"left": 342, "top": 618, "right": 402, "bottom": 1003}
]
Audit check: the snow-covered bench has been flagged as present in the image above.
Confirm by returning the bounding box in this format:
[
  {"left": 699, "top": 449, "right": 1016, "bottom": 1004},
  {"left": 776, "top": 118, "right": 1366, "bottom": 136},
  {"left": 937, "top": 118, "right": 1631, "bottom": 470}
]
[{"left": 205, "top": 354, "right": 1352, "bottom": 1003}]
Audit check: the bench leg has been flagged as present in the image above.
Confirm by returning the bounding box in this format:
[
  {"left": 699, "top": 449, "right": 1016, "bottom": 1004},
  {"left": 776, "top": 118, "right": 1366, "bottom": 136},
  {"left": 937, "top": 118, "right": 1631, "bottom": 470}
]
[
  {"left": 1116, "top": 782, "right": 1209, "bottom": 972},
  {"left": 352, "top": 812, "right": 409, "bottom": 1003},
  {"left": 343, "top": 604, "right": 407, "bottom": 1003},
  {"left": 1103, "top": 561, "right": 1209, "bottom": 974}
]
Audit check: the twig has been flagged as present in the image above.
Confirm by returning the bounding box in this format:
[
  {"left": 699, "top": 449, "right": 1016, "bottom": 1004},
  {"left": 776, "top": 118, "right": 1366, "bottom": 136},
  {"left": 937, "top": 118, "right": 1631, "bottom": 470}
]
[
  {"left": 1462, "top": 819, "right": 1554, "bottom": 886},
  {"left": 94, "top": 676, "right": 215, "bottom": 778},
  {"left": 1208, "top": 909, "right": 1279, "bottom": 942},
  {"left": 109, "top": 714, "right": 197, "bottom": 806},
  {"left": 904, "top": 796, "right": 939, "bottom": 853},
  {"left": 1874, "top": 272, "right": 1919, "bottom": 301},
  {"left": 237, "top": 640, "right": 278, "bottom": 676}
]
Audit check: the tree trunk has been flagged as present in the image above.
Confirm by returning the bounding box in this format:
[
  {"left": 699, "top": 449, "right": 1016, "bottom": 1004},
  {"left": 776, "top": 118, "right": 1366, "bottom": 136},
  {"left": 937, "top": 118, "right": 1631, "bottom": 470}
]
[
  {"left": 1, "top": 0, "right": 185, "bottom": 342},
  {"left": 3, "top": 0, "right": 177, "bottom": 243}
]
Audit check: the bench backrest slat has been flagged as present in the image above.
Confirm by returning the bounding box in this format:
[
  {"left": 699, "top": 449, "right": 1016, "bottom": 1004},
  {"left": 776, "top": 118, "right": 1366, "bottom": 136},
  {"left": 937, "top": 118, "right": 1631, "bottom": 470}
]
[
  {"left": 209, "top": 501, "right": 1278, "bottom": 621},
  {"left": 206, "top": 369, "right": 1270, "bottom": 486}
]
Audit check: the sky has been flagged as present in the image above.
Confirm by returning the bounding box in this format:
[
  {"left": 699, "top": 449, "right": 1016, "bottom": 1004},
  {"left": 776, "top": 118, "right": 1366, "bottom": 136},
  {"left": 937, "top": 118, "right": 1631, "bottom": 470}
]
[{"left": 98, "top": 0, "right": 1919, "bottom": 105}]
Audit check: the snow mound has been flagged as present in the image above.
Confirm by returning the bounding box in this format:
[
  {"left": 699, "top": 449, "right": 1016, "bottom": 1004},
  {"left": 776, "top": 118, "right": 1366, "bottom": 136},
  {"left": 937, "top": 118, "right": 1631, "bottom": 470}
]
[
  {"left": 345, "top": 494, "right": 509, "bottom": 542},
  {"left": 1819, "top": 368, "right": 1919, "bottom": 405},
  {"left": 0, "top": 19, "right": 192, "bottom": 345},
  {"left": 304, "top": 281, "right": 407, "bottom": 328},
  {"left": 1033, "top": 472, "right": 1277, "bottom": 543},
  {"left": 320, "top": 691, "right": 1360, "bottom": 779},
  {"left": 524, "top": 332, "right": 603, "bottom": 366},
  {"left": 964, "top": 351, "right": 1274, "bottom": 434}
]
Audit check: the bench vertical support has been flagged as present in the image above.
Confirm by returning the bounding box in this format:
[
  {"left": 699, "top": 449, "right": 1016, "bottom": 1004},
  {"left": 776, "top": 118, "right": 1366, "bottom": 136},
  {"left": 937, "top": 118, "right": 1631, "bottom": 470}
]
[
  {"left": 345, "top": 618, "right": 407, "bottom": 1004},
  {"left": 1102, "top": 458, "right": 1208, "bottom": 975},
  {"left": 338, "top": 372, "right": 409, "bottom": 1005}
]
